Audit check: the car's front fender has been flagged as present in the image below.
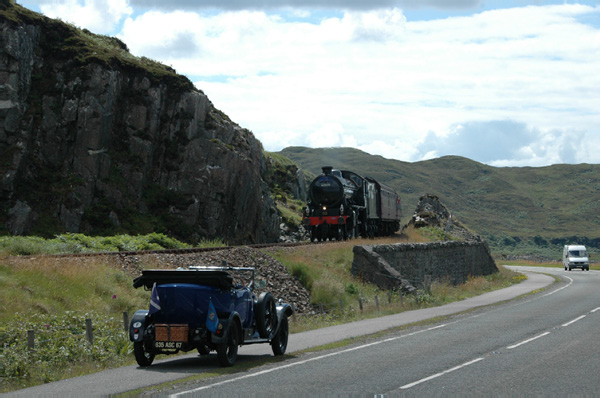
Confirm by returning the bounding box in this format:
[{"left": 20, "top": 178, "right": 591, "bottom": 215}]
[
  {"left": 277, "top": 302, "right": 294, "bottom": 320},
  {"left": 272, "top": 302, "right": 294, "bottom": 338}
]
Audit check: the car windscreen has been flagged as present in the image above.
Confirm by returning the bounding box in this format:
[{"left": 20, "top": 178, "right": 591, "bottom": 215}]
[{"left": 568, "top": 250, "right": 587, "bottom": 257}]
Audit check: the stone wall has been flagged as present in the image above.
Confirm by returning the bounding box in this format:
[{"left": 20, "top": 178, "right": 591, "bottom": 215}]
[{"left": 352, "top": 239, "right": 498, "bottom": 292}]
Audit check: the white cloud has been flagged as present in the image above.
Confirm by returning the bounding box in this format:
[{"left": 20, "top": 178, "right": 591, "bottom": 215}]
[
  {"left": 419, "top": 121, "right": 600, "bottom": 167},
  {"left": 307, "top": 123, "right": 358, "bottom": 148},
  {"left": 126, "top": 0, "right": 480, "bottom": 11},
  {"left": 39, "top": 0, "right": 132, "bottom": 34},
  {"left": 30, "top": 1, "right": 600, "bottom": 166},
  {"left": 193, "top": 5, "right": 598, "bottom": 165}
]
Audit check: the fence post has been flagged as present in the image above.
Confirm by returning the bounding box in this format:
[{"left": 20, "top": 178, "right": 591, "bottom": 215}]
[
  {"left": 387, "top": 292, "right": 392, "bottom": 304},
  {"left": 123, "top": 311, "right": 129, "bottom": 332},
  {"left": 375, "top": 295, "right": 380, "bottom": 311},
  {"left": 424, "top": 275, "right": 432, "bottom": 294},
  {"left": 85, "top": 318, "right": 93, "bottom": 345},
  {"left": 358, "top": 297, "right": 363, "bottom": 311},
  {"left": 319, "top": 303, "right": 324, "bottom": 314},
  {"left": 339, "top": 299, "right": 344, "bottom": 313},
  {"left": 27, "top": 330, "right": 35, "bottom": 351}
]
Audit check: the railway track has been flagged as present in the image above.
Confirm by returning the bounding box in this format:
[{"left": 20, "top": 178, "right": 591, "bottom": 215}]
[{"left": 44, "top": 241, "right": 312, "bottom": 258}]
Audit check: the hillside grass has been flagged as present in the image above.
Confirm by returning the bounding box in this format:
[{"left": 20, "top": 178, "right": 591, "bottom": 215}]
[{"left": 1, "top": 232, "right": 523, "bottom": 392}]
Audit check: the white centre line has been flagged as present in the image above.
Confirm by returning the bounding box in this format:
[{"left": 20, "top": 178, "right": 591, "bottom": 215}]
[
  {"left": 590, "top": 307, "right": 600, "bottom": 313},
  {"left": 506, "top": 332, "right": 550, "bottom": 350},
  {"left": 169, "top": 324, "right": 448, "bottom": 397},
  {"left": 399, "top": 357, "right": 485, "bottom": 390},
  {"left": 562, "top": 315, "right": 586, "bottom": 327}
]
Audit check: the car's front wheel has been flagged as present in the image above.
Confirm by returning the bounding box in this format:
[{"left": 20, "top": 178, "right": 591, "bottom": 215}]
[
  {"left": 271, "top": 315, "right": 289, "bottom": 356},
  {"left": 217, "top": 321, "right": 239, "bottom": 367},
  {"left": 134, "top": 341, "right": 155, "bottom": 367}
]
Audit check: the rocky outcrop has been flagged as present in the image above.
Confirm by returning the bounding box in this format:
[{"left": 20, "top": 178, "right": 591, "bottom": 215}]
[
  {"left": 0, "top": 4, "right": 280, "bottom": 243},
  {"left": 406, "top": 194, "right": 477, "bottom": 241}
]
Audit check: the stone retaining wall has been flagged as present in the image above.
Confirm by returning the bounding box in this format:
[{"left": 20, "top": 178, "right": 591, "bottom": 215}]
[{"left": 352, "top": 240, "right": 498, "bottom": 292}]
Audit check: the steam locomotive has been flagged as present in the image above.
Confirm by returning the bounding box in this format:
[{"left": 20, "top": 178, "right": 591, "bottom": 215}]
[{"left": 302, "top": 166, "right": 401, "bottom": 242}]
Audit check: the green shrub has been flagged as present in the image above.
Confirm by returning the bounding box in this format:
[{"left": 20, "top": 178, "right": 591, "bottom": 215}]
[
  {"left": 0, "top": 236, "right": 49, "bottom": 255},
  {"left": 345, "top": 282, "right": 359, "bottom": 295},
  {"left": 311, "top": 280, "right": 343, "bottom": 310},
  {"left": 418, "top": 226, "right": 454, "bottom": 242},
  {"left": 0, "top": 233, "right": 193, "bottom": 256},
  {"left": 290, "top": 263, "right": 313, "bottom": 291}
]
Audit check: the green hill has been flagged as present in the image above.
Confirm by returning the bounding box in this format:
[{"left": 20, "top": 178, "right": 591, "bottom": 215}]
[{"left": 279, "top": 146, "right": 600, "bottom": 258}]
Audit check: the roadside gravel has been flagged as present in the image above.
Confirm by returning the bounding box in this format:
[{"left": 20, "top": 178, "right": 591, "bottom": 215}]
[{"left": 113, "top": 247, "right": 313, "bottom": 314}]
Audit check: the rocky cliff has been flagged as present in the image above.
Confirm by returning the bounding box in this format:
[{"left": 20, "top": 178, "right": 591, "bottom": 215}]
[{"left": 0, "top": 3, "right": 281, "bottom": 244}]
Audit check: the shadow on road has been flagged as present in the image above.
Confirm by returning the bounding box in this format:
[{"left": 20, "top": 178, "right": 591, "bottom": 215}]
[{"left": 134, "top": 352, "right": 289, "bottom": 374}]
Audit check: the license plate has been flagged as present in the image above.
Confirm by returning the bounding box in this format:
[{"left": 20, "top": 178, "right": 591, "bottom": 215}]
[{"left": 154, "top": 341, "right": 183, "bottom": 349}]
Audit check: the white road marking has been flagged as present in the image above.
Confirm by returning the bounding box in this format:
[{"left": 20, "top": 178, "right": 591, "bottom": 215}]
[
  {"left": 562, "top": 315, "right": 586, "bottom": 327},
  {"left": 506, "top": 332, "right": 550, "bottom": 349},
  {"left": 590, "top": 307, "right": 600, "bottom": 313},
  {"left": 542, "top": 275, "right": 572, "bottom": 297},
  {"left": 169, "top": 324, "right": 448, "bottom": 397},
  {"left": 399, "top": 357, "right": 485, "bottom": 390}
]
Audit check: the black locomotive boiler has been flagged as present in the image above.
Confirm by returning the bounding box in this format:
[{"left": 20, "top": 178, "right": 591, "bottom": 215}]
[{"left": 302, "top": 166, "right": 401, "bottom": 241}]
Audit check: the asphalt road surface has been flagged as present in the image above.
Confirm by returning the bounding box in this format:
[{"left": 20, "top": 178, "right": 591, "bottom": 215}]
[
  {"left": 8, "top": 266, "right": 587, "bottom": 397},
  {"left": 167, "top": 266, "right": 600, "bottom": 397}
]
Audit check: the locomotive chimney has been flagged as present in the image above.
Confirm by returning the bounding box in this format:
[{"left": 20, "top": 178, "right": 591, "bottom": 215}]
[{"left": 322, "top": 166, "right": 333, "bottom": 175}]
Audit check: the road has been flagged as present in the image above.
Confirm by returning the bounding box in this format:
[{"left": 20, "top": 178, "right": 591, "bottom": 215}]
[
  {"left": 8, "top": 266, "right": 588, "bottom": 397},
  {"left": 166, "top": 266, "right": 600, "bottom": 397}
]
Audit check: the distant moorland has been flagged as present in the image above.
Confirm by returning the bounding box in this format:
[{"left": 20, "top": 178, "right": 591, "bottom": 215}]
[{"left": 279, "top": 146, "right": 600, "bottom": 259}]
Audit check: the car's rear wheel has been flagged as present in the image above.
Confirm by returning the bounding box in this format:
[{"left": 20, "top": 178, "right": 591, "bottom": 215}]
[
  {"left": 256, "top": 292, "right": 277, "bottom": 338},
  {"left": 134, "top": 341, "right": 155, "bottom": 367},
  {"left": 271, "top": 315, "right": 289, "bottom": 356},
  {"left": 217, "top": 322, "right": 239, "bottom": 367}
]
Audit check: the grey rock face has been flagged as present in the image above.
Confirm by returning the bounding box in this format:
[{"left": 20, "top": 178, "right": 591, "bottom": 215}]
[
  {"left": 0, "top": 17, "right": 280, "bottom": 243},
  {"left": 7, "top": 199, "right": 33, "bottom": 235}
]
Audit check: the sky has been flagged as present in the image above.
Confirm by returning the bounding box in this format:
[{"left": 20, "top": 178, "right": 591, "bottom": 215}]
[{"left": 17, "top": 0, "right": 600, "bottom": 167}]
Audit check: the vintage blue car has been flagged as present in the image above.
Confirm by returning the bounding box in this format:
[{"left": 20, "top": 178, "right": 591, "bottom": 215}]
[{"left": 129, "top": 266, "right": 293, "bottom": 367}]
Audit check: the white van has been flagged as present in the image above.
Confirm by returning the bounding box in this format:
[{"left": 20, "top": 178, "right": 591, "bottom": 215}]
[{"left": 563, "top": 245, "right": 590, "bottom": 271}]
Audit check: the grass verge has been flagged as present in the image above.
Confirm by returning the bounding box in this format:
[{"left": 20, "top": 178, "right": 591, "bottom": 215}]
[
  {"left": 270, "top": 236, "right": 525, "bottom": 333},
  {"left": 2, "top": 233, "right": 524, "bottom": 392}
]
